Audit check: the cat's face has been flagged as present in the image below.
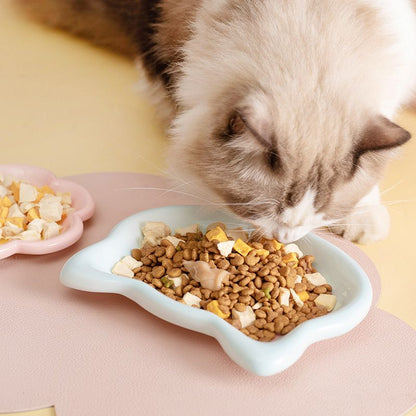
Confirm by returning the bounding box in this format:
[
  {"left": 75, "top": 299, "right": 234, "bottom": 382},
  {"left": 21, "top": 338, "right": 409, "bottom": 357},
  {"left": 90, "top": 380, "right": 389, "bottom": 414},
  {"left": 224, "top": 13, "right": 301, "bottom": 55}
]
[
  {"left": 169, "top": 92, "right": 410, "bottom": 242},
  {"left": 167, "top": 0, "right": 412, "bottom": 242}
]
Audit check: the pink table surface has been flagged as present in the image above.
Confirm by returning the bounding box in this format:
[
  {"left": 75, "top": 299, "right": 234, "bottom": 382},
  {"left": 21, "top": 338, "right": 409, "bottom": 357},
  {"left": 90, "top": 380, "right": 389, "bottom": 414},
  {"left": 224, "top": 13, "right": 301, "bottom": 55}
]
[{"left": 0, "top": 172, "right": 415, "bottom": 416}]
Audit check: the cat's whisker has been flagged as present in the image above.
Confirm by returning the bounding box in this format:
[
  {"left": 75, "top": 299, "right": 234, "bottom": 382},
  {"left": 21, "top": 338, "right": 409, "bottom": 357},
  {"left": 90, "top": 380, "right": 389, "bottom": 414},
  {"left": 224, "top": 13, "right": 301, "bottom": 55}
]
[
  {"left": 158, "top": 179, "right": 199, "bottom": 198},
  {"left": 328, "top": 223, "right": 372, "bottom": 226},
  {"left": 350, "top": 199, "right": 414, "bottom": 215},
  {"left": 116, "top": 186, "right": 282, "bottom": 211},
  {"left": 380, "top": 179, "right": 405, "bottom": 196},
  {"left": 382, "top": 199, "right": 415, "bottom": 206},
  {"left": 116, "top": 186, "right": 224, "bottom": 205}
]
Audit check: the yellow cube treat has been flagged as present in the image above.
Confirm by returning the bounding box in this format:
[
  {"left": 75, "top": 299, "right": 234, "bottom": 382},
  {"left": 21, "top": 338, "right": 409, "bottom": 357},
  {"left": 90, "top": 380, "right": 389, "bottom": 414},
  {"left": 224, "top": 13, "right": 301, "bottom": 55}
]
[
  {"left": 27, "top": 207, "right": 40, "bottom": 221},
  {"left": 297, "top": 291, "right": 310, "bottom": 302},
  {"left": 206, "top": 226, "right": 228, "bottom": 243},
  {"left": 233, "top": 238, "right": 252, "bottom": 256},
  {"left": 271, "top": 239, "right": 283, "bottom": 250},
  {"left": 206, "top": 300, "right": 230, "bottom": 319},
  {"left": 39, "top": 185, "right": 55, "bottom": 195},
  {"left": 283, "top": 252, "right": 298, "bottom": 266},
  {"left": 256, "top": 248, "right": 270, "bottom": 259},
  {"left": 0, "top": 239, "right": 8, "bottom": 244},
  {"left": 0, "top": 206, "right": 8, "bottom": 218},
  {"left": 7, "top": 217, "right": 26, "bottom": 229},
  {"left": 1, "top": 196, "right": 13, "bottom": 208}
]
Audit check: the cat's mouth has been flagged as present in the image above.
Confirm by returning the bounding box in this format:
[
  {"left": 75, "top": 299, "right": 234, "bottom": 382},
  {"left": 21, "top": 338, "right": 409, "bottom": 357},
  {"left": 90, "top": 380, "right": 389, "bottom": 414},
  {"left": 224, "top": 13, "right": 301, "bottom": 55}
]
[
  {"left": 271, "top": 225, "right": 312, "bottom": 243},
  {"left": 249, "top": 217, "right": 336, "bottom": 244}
]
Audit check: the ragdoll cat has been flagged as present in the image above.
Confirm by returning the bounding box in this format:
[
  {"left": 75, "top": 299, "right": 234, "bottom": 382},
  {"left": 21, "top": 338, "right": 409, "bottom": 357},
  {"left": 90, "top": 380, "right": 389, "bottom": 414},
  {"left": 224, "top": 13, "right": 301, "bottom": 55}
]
[{"left": 19, "top": 0, "right": 416, "bottom": 243}]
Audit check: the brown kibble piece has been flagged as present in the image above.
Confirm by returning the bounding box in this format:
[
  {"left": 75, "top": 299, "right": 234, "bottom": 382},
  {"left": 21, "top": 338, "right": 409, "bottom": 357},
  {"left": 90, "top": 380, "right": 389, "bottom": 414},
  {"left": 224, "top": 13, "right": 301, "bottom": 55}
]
[
  {"left": 152, "top": 278, "right": 163, "bottom": 288},
  {"left": 245, "top": 255, "right": 260, "bottom": 266},
  {"left": 165, "top": 245, "right": 176, "bottom": 259},
  {"left": 254, "top": 318, "right": 267, "bottom": 329},
  {"left": 254, "top": 276, "right": 262, "bottom": 289},
  {"left": 234, "top": 302, "right": 246, "bottom": 312},
  {"left": 230, "top": 254, "right": 245, "bottom": 266},
  {"left": 152, "top": 266, "right": 165, "bottom": 279},
  {"left": 167, "top": 268, "right": 182, "bottom": 277},
  {"left": 131, "top": 248, "right": 142, "bottom": 261},
  {"left": 294, "top": 283, "right": 307, "bottom": 293},
  {"left": 281, "top": 323, "right": 296, "bottom": 335},
  {"left": 314, "top": 286, "right": 327, "bottom": 294}
]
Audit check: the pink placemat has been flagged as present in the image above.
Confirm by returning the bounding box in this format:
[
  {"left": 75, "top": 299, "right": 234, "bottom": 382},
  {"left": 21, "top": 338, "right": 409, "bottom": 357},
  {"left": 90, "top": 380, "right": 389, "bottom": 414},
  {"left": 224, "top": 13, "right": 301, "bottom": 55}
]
[{"left": 0, "top": 172, "right": 415, "bottom": 416}]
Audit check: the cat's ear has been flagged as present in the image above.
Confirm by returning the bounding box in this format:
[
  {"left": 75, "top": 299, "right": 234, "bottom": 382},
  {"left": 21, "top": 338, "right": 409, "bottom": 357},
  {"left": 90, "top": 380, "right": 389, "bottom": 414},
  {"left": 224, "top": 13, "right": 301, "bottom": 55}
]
[{"left": 357, "top": 115, "right": 411, "bottom": 155}]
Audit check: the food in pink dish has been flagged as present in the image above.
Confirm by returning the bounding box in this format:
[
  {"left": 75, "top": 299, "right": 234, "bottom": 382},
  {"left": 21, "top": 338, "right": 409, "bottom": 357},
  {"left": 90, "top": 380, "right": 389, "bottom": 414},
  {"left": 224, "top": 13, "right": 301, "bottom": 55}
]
[{"left": 0, "top": 164, "right": 94, "bottom": 259}]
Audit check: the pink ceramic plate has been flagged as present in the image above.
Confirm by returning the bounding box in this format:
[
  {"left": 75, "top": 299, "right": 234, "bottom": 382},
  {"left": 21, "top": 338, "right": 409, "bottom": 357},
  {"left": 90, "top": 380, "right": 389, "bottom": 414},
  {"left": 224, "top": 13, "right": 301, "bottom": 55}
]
[{"left": 0, "top": 164, "right": 94, "bottom": 259}]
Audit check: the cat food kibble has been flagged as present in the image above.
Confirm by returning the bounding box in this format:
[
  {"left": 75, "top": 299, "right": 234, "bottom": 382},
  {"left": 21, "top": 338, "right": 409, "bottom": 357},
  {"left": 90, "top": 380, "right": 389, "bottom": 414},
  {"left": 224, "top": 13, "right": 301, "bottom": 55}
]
[
  {"left": 0, "top": 173, "right": 73, "bottom": 243},
  {"left": 112, "top": 221, "right": 337, "bottom": 342}
]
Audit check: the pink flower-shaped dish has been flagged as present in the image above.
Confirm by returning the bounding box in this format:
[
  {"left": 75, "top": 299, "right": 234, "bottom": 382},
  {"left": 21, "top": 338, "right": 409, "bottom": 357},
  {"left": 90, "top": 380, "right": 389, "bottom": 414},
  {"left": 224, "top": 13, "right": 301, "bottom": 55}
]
[{"left": 0, "top": 164, "right": 94, "bottom": 259}]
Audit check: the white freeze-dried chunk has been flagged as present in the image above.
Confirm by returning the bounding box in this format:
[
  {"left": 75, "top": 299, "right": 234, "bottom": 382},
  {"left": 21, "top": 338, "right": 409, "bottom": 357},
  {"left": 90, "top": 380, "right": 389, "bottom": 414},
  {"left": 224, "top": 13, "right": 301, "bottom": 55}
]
[
  {"left": 168, "top": 276, "right": 182, "bottom": 289},
  {"left": 217, "top": 240, "right": 235, "bottom": 257},
  {"left": 8, "top": 203, "right": 25, "bottom": 218},
  {"left": 0, "top": 185, "right": 8, "bottom": 198},
  {"left": 305, "top": 272, "right": 327, "bottom": 286},
  {"left": 2, "top": 176, "right": 14, "bottom": 187},
  {"left": 294, "top": 275, "right": 302, "bottom": 284},
  {"left": 39, "top": 194, "right": 63, "bottom": 222},
  {"left": 57, "top": 192, "right": 72, "bottom": 205},
  {"left": 112, "top": 261, "right": 134, "bottom": 278},
  {"left": 19, "top": 202, "right": 36, "bottom": 214},
  {"left": 2, "top": 222, "right": 23, "bottom": 236},
  {"left": 27, "top": 218, "right": 47, "bottom": 233},
  {"left": 42, "top": 222, "right": 60, "bottom": 239},
  {"left": 183, "top": 292, "right": 201, "bottom": 307},
  {"left": 252, "top": 302, "right": 263, "bottom": 310},
  {"left": 120, "top": 255, "right": 143, "bottom": 270},
  {"left": 12, "top": 230, "right": 40, "bottom": 241},
  {"left": 284, "top": 243, "right": 303, "bottom": 258},
  {"left": 141, "top": 221, "right": 170, "bottom": 246},
  {"left": 290, "top": 288, "right": 304, "bottom": 308},
  {"left": 314, "top": 294, "right": 337, "bottom": 312},
  {"left": 175, "top": 223, "right": 199, "bottom": 236},
  {"left": 232, "top": 306, "right": 256, "bottom": 328},
  {"left": 165, "top": 235, "right": 184, "bottom": 247},
  {"left": 278, "top": 287, "right": 290, "bottom": 307},
  {"left": 19, "top": 183, "right": 38, "bottom": 203}
]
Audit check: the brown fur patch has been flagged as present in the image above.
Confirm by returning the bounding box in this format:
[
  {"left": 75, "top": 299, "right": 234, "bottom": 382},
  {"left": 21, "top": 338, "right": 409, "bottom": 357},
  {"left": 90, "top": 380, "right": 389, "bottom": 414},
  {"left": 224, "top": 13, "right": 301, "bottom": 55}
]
[{"left": 16, "top": 0, "right": 137, "bottom": 56}]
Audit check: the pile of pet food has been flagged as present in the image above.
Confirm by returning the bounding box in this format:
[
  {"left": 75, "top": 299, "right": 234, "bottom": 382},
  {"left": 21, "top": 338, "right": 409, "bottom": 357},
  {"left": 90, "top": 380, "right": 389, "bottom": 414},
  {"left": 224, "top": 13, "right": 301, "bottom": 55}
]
[
  {"left": 0, "top": 173, "right": 72, "bottom": 243},
  {"left": 112, "top": 221, "right": 336, "bottom": 342}
]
